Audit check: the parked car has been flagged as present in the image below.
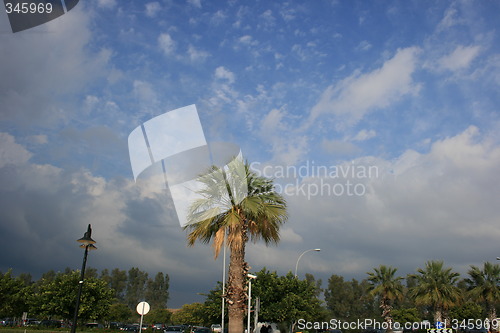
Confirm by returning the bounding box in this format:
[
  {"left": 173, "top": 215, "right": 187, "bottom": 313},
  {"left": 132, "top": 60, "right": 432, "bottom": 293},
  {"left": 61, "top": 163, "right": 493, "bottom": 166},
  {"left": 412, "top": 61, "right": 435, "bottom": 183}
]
[
  {"left": 192, "top": 327, "right": 210, "bottom": 333},
  {"left": 211, "top": 324, "right": 222, "bottom": 333},
  {"left": 165, "top": 326, "right": 184, "bottom": 333},
  {"left": 39, "top": 320, "right": 62, "bottom": 328},
  {"left": 86, "top": 323, "right": 104, "bottom": 329},
  {"left": 122, "top": 324, "right": 140, "bottom": 332}
]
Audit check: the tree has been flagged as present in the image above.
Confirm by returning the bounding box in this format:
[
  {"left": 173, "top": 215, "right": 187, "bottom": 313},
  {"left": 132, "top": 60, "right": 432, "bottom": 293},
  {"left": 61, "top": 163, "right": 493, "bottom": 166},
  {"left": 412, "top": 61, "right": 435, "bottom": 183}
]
[
  {"left": 110, "top": 268, "right": 128, "bottom": 302},
  {"left": 31, "top": 270, "right": 114, "bottom": 323},
  {"left": 367, "top": 265, "right": 404, "bottom": 326},
  {"left": 145, "top": 272, "right": 170, "bottom": 309},
  {"left": 251, "top": 269, "right": 323, "bottom": 331},
  {"left": 185, "top": 159, "right": 288, "bottom": 333},
  {"left": 0, "top": 269, "right": 29, "bottom": 318},
  {"left": 465, "top": 262, "right": 500, "bottom": 328},
  {"left": 107, "top": 303, "right": 133, "bottom": 323},
  {"left": 171, "top": 303, "right": 207, "bottom": 326},
  {"left": 126, "top": 268, "right": 148, "bottom": 308},
  {"left": 145, "top": 308, "right": 172, "bottom": 325},
  {"left": 409, "top": 261, "right": 461, "bottom": 324},
  {"left": 324, "top": 275, "right": 376, "bottom": 321}
]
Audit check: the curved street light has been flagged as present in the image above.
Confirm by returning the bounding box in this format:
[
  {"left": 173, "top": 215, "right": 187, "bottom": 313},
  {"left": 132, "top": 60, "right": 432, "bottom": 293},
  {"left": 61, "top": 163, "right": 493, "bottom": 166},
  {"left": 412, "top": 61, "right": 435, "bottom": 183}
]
[
  {"left": 71, "top": 224, "right": 97, "bottom": 333},
  {"left": 294, "top": 248, "right": 320, "bottom": 278}
]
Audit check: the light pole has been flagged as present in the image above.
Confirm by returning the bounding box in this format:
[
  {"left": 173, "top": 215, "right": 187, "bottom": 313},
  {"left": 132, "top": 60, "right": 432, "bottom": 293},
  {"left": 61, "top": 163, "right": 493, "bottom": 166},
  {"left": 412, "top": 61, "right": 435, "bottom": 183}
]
[
  {"left": 247, "top": 274, "right": 257, "bottom": 333},
  {"left": 71, "top": 224, "right": 97, "bottom": 333},
  {"left": 294, "top": 249, "right": 320, "bottom": 278}
]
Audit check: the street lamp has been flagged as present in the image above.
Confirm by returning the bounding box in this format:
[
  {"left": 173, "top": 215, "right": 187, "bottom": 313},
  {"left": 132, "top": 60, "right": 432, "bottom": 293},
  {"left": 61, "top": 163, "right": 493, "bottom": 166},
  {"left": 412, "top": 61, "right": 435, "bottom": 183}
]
[
  {"left": 71, "top": 224, "right": 97, "bottom": 333},
  {"left": 294, "top": 249, "right": 320, "bottom": 278},
  {"left": 247, "top": 274, "right": 257, "bottom": 333}
]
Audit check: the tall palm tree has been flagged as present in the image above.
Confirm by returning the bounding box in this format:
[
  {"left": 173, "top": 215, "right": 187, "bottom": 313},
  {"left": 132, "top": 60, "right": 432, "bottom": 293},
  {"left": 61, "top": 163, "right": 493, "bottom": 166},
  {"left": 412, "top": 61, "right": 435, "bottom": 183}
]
[
  {"left": 184, "top": 159, "right": 287, "bottom": 333},
  {"left": 465, "top": 262, "right": 500, "bottom": 328},
  {"left": 367, "top": 265, "right": 404, "bottom": 326},
  {"left": 409, "top": 260, "right": 461, "bottom": 324}
]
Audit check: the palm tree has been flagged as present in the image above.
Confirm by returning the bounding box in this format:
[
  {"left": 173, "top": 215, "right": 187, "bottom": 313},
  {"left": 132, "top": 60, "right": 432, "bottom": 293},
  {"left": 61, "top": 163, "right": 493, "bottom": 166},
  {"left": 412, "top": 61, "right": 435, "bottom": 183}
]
[
  {"left": 367, "top": 265, "right": 404, "bottom": 326},
  {"left": 465, "top": 262, "right": 500, "bottom": 329},
  {"left": 184, "top": 159, "right": 287, "bottom": 333},
  {"left": 409, "top": 260, "right": 461, "bottom": 324}
]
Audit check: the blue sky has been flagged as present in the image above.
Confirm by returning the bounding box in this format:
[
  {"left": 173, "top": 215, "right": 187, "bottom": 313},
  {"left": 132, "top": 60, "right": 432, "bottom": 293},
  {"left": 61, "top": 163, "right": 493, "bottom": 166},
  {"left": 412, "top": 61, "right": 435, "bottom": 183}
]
[{"left": 1, "top": 0, "right": 500, "bottom": 309}]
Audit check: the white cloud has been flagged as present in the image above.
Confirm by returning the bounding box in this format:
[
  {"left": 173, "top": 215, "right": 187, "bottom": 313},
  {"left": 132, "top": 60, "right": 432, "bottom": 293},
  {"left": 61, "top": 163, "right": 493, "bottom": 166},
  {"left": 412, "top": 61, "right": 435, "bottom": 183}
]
[
  {"left": 187, "top": 45, "right": 210, "bottom": 62},
  {"left": 214, "top": 66, "right": 235, "bottom": 84},
  {"left": 145, "top": 2, "right": 161, "bottom": 17},
  {"left": 353, "top": 129, "right": 376, "bottom": 141},
  {"left": 307, "top": 47, "right": 421, "bottom": 129},
  {"left": 158, "top": 33, "right": 176, "bottom": 56},
  {"left": 187, "top": 0, "right": 201, "bottom": 9},
  {"left": 97, "top": 0, "right": 117, "bottom": 9},
  {"left": 133, "top": 80, "right": 157, "bottom": 103},
  {"left": 321, "top": 139, "right": 360, "bottom": 156},
  {"left": 0, "top": 133, "right": 32, "bottom": 168},
  {"left": 438, "top": 45, "right": 481, "bottom": 71},
  {"left": 356, "top": 40, "right": 372, "bottom": 51}
]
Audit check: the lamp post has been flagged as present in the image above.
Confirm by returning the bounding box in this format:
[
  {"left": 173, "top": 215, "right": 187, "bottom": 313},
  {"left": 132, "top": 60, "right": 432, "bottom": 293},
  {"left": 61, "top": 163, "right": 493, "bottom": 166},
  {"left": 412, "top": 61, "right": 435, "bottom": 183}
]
[
  {"left": 247, "top": 274, "right": 257, "bottom": 333},
  {"left": 71, "top": 224, "right": 97, "bottom": 333},
  {"left": 294, "top": 249, "right": 320, "bottom": 278}
]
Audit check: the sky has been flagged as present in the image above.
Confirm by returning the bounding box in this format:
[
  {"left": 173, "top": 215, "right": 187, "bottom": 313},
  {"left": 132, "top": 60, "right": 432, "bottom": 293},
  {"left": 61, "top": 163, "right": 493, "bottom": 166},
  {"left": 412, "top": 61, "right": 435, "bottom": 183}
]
[{"left": 1, "top": 0, "right": 500, "bottom": 309}]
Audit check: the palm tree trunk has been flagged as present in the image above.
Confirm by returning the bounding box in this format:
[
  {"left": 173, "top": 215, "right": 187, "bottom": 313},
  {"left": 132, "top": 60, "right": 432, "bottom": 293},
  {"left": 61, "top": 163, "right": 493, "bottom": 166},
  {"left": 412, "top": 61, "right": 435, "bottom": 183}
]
[
  {"left": 488, "top": 306, "right": 497, "bottom": 333},
  {"left": 227, "top": 241, "right": 248, "bottom": 333},
  {"left": 434, "top": 308, "right": 442, "bottom": 326}
]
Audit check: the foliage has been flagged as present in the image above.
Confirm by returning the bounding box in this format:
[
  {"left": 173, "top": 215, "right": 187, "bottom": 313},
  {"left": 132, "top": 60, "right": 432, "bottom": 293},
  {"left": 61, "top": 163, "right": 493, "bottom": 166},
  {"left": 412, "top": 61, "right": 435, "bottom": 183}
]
[
  {"left": 448, "top": 302, "right": 483, "bottom": 322},
  {"left": 391, "top": 308, "right": 421, "bottom": 323},
  {"left": 107, "top": 303, "right": 133, "bottom": 322},
  {"left": 171, "top": 303, "right": 207, "bottom": 326},
  {"left": 465, "top": 262, "right": 500, "bottom": 323},
  {"left": 367, "top": 265, "right": 404, "bottom": 324},
  {"left": 184, "top": 160, "right": 288, "bottom": 333},
  {"left": 251, "top": 269, "right": 323, "bottom": 326},
  {"left": 145, "top": 272, "right": 170, "bottom": 309},
  {"left": 409, "top": 260, "right": 461, "bottom": 323},
  {"left": 324, "top": 275, "right": 377, "bottom": 320},
  {"left": 30, "top": 270, "right": 114, "bottom": 322},
  {"left": 0, "top": 269, "right": 30, "bottom": 318},
  {"left": 145, "top": 308, "right": 172, "bottom": 324}
]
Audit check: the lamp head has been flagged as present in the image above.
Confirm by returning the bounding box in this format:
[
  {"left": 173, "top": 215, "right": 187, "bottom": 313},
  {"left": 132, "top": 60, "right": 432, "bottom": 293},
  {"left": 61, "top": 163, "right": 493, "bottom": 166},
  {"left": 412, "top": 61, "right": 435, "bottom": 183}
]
[
  {"left": 247, "top": 273, "right": 257, "bottom": 279},
  {"left": 314, "top": 249, "right": 321, "bottom": 251},
  {"left": 77, "top": 224, "right": 96, "bottom": 246}
]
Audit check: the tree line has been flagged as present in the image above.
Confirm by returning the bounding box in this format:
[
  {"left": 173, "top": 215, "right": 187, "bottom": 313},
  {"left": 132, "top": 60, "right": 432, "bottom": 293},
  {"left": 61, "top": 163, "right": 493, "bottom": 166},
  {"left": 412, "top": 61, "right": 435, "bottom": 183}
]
[
  {"left": 0, "top": 267, "right": 170, "bottom": 325},
  {"left": 170, "top": 261, "right": 499, "bottom": 332}
]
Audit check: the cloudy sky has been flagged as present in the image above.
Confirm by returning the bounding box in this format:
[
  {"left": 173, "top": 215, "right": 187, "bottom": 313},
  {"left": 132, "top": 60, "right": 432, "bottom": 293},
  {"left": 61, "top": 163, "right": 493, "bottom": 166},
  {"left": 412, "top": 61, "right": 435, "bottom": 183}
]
[{"left": 1, "top": 0, "right": 500, "bottom": 308}]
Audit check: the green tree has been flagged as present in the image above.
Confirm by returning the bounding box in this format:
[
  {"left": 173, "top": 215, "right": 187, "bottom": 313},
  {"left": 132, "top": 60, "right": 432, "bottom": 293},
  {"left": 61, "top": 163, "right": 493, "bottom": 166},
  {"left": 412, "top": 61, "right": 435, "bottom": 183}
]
[
  {"left": 145, "top": 272, "right": 170, "bottom": 309},
  {"left": 185, "top": 160, "right": 288, "bottom": 333},
  {"left": 409, "top": 261, "right": 461, "bottom": 324},
  {"left": 0, "top": 269, "right": 29, "bottom": 318},
  {"left": 251, "top": 269, "right": 322, "bottom": 331},
  {"left": 107, "top": 303, "right": 133, "bottom": 323},
  {"left": 448, "top": 302, "right": 483, "bottom": 323},
  {"left": 202, "top": 282, "right": 225, "bottom": 326},
  {"left": 126, "top": 268, "right": 148, "bottom": 308},
  {"left": 110, "top": 268, "right": 128, "bottom": 302},
  {"left": 367, "top": 265, "right": 404, "bottom": 326},
  {"left": 32, "top": 270, "right": 114, "bottom": 323},
  {"left": 145, "top": 308, "right": 172, "bottom": 324},
  {"left": 171, "top": 303, "right": 207, "bottom": 326},
  {"left": 391, "top": 308, "right": 421, "bottom": 324},
  {"left": 324, "top": 275, "right": 376, "bottom": 320},
  {"left": 465, "top": 262, "right": 500, "bottom": 327}
]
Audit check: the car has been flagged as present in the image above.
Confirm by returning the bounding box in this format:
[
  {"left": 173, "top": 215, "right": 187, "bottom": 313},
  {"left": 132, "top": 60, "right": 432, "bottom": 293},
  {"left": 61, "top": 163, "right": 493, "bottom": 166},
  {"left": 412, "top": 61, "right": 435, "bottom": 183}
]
[
  {"left": 39, "top": 320, "right": 62, "bottom": 328},
  {"left": 192, "top": 327, "right": 210, "bottom": 333},
  {"left": 211, "top": 324, "right": 222, "bottom": 333},
  {"left": 165, "top": 326, "right": 184, "bottom": 333},
  {"left": 122, "top": 324, "right": 140, "bottom": 332},
  {"left": 86, "top": 323, "right": 104, "bottom": 329}
]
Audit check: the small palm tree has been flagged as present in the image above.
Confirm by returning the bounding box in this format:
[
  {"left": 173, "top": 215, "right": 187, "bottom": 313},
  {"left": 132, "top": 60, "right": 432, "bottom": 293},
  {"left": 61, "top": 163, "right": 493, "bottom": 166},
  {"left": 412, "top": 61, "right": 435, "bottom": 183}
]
[
  {"left": 409, "top": 260, "right": 461, "bottom": 324},
  {"left": 465, "top": 262, "right": 500, "bottom": 328},
  {"left": 184, "top": 159, "right": 287, "bottom": 333},
  {"left": 367, "top": 265, "right": 404, "bottom": 326}
]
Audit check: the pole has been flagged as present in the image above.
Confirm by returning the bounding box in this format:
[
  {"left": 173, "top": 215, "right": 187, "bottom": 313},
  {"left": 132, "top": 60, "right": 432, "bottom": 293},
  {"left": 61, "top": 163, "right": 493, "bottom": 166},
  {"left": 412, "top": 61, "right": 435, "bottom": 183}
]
[
  {"left": 139, "top": 302, "right": 145, "bottom": 332},
  {"left": 294, "top": 249, "right": 320, "bottom": 278},
  {"left": 71, "top": 245, "right": 89, "bottom": 333},
  {"left": 247, "top": 279, "right": 252, "bottom": 333},
  {"left": 253, "top": 297, "right": 259, "bottom": 332}
]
